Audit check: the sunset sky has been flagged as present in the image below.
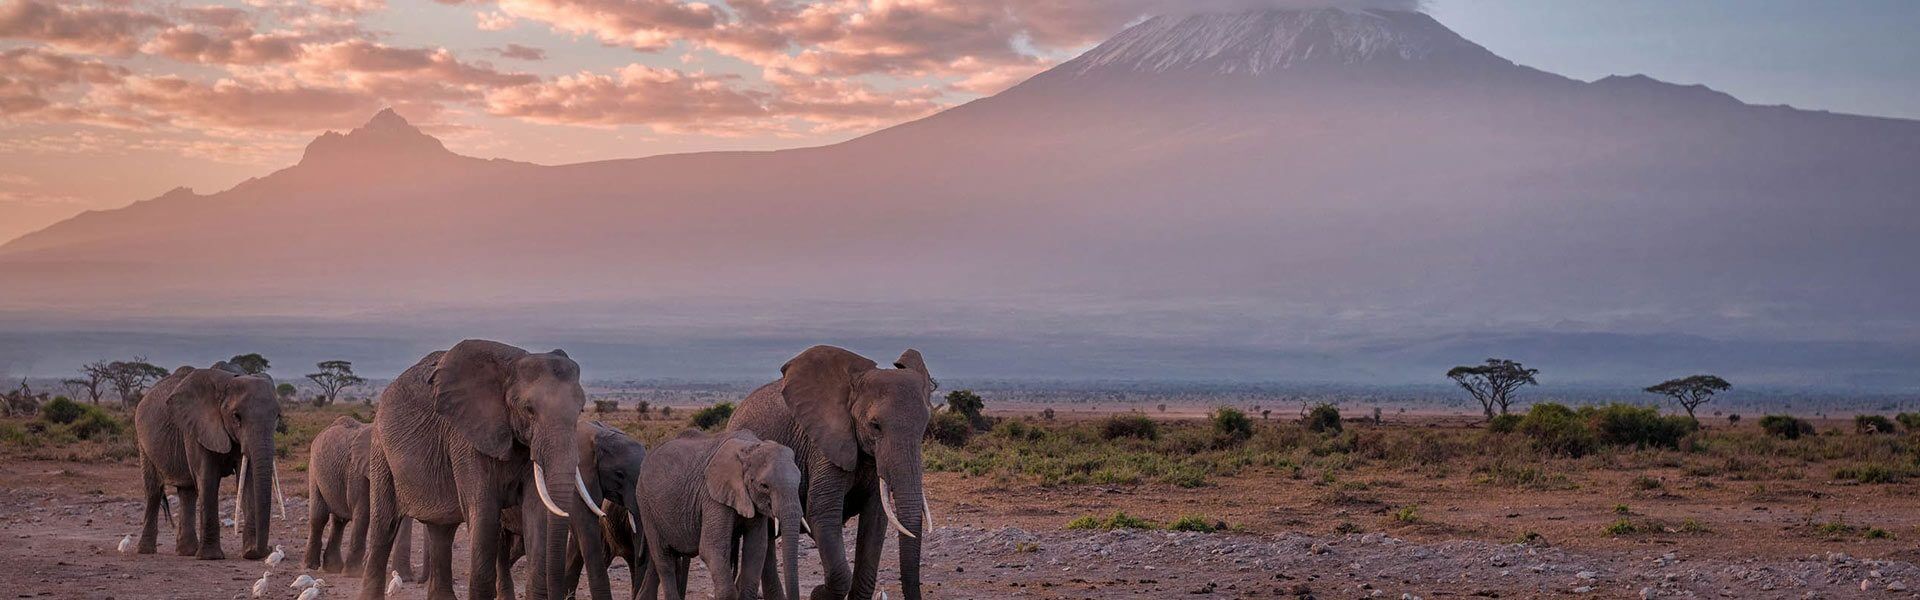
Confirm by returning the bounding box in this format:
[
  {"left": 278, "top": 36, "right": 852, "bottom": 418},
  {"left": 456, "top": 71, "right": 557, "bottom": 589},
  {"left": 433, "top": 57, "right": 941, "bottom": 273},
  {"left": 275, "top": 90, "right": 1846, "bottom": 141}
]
[{"left": 3, "top": 0, "right": 1918, "bottom": 244}]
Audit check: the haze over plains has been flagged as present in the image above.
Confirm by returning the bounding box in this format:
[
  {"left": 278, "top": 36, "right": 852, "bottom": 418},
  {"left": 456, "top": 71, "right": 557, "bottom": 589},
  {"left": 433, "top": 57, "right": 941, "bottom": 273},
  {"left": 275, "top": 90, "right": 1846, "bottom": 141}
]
[{"left": 2, "top": 1, "right": 1918, "bottom": 389}]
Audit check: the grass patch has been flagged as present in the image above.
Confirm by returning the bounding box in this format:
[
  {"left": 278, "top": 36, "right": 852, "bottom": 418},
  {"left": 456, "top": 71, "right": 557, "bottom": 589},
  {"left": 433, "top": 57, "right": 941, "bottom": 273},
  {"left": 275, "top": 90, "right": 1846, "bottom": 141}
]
[{"left": 1066, "top": 511, "right": 1157, "bottom": 531}]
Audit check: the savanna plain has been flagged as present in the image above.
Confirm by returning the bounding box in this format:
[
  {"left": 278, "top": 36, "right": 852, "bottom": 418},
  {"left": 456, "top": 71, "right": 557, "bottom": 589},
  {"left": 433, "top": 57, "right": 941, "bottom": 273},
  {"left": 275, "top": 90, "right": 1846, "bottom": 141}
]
[{"left": 6, "top": 393, "right": 1920, "bottom": 599}]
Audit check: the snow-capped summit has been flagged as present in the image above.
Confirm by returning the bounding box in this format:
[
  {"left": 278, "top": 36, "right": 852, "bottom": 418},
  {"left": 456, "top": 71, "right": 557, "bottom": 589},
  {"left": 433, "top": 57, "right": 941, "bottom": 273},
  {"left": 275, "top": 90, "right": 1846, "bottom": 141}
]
[{"left": 1058, "top": 8, "right": 1514, "bottom": 78}]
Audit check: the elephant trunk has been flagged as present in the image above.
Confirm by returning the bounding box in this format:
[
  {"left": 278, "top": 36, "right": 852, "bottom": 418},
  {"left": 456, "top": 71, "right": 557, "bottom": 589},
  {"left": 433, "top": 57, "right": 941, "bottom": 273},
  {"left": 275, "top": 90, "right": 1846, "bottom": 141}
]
[
  {"left": 242, "top": 429, "right": 275, "bottom": 559},
  {"left": 880, "top": 443, "right": 927, "bottom": 600},
  {"left": 780, "top": 504, "right": 803, "bottom": 600},
  {"left": 535, "top": 431, "right": 579, "bottom": 600}
]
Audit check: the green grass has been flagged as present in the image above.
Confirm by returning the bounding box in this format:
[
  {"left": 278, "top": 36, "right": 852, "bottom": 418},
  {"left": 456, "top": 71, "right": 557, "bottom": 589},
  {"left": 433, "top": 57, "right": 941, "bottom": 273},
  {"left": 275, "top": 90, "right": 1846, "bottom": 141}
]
[{"left": 1066, "top": 511, "right": 1157, "bottom": 531}]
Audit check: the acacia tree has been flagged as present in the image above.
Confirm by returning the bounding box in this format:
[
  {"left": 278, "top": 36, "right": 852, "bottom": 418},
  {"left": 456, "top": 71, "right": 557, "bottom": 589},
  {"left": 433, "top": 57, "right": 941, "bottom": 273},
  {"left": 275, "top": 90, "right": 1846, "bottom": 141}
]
[
  {"left": 227, "top": 353, "right": 272, "bottom": 375},
  {"left": 64, "top": 360, "right": 109, "bottom": 404},
  {"left": 1645, "top": 375, "right": 1732, "bottom": 421},
  {"left": 305, "top": 360, "right": 365, "bottom": 406},
  {"left": 101, "top": 358, "right": 171, "bottom": 407},
  {"left": 1447, "top": 358, "right": 1540, "bottom": 419}
]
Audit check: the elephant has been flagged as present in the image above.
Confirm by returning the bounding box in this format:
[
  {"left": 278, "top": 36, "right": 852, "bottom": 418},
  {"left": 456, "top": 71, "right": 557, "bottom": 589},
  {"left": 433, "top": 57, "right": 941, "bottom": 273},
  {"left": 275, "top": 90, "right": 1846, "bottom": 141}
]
[
  {"left": 303, "top": 416, "right": 417, "bottom": 580},
  {"left": 355, "top": 340, "right": 606, "bottom": 600},
  {"left": 726, "top": 346, "right": 935, "bottom": 600},
  {"left": 493, "top": 420, "right": 651, "bottom": 600},
  {"left": 636, "top": 429, "right": 804, "bottom": 600},
  {"left": 134, "top": 363, "right": 281, "bottom": 560}
]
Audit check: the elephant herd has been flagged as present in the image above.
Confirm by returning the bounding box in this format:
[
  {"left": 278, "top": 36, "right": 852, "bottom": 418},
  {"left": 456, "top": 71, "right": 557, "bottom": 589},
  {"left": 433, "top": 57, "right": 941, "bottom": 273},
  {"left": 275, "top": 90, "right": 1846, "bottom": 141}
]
[{"left": 130, "top": 340, "right": 938, "bottom": 600}]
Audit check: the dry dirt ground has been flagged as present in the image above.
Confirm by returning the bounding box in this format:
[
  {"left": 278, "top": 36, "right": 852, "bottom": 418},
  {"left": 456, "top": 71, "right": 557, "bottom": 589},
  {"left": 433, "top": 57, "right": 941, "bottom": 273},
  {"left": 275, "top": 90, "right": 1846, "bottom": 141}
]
[{"left": 7, "top": 418, "right": 1920, "bottom": 599}]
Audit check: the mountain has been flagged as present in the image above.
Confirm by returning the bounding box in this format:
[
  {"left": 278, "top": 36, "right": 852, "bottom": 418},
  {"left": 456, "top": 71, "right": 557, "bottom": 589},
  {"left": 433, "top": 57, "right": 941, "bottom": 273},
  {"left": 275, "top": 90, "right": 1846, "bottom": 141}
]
[{"left": 4, "top": 8, "right": 1918, "bottom": 386}]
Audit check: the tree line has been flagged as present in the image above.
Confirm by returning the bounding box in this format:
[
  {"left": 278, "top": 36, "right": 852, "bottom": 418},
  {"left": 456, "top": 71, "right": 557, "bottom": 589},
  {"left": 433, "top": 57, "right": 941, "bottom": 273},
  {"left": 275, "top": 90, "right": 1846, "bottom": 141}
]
[
  {"left": 1447, "top": 357, "right": 1732, "bottom": 421},
  {"left": 55, "top": 353, "right": 366, "bottom": 407}
]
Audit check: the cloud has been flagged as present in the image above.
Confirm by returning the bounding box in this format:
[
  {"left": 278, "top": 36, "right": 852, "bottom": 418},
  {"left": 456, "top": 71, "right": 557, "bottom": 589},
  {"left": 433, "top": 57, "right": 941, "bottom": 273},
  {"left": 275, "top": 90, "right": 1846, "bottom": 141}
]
[
  {"left": 99, "top": 74, "right": 382, "bottom": 130},
  {"left": 476, "top": 10, "right": 515, "bottom": 31},
  {"left": 491, "top": 43, "right": 547, "bottom": 61},
  {"left": 0, "top": 0, "right": 169, "bottom": 55},
  {"left": 493, "top": 0, "right": 721, "bottom": 52},
  {"left": 484, "top": 64, "right": 768, "bottom": 132},
  {"left": 142, "top": 26, "right": 309, "bottom": 65}
]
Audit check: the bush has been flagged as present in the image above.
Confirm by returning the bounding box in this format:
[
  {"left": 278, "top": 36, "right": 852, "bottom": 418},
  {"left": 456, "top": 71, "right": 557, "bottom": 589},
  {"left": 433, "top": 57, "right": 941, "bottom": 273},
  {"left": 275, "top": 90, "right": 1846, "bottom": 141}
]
[
  {"left": 1897, "top": 413, "right": 1920, "bottom": 432},
  {"left": 689, "top": 402, "right": 734, "bottom": 430},
  {"left": 1728, "top": 413, "right": 1741, "bottom": 424},
  {"left": 593, "top": 399, "right": 619, "bottom": 413},
  {"left": 1169, "top": 515, "right": 1227, "bottom": 533},
  {"left": 944, "top": 390, "right": 992, "bottom": 430},
  {"left": 1518, "top": 403, "right": 1596, "bottom": 457},
  {"left": 1212, "top": 407, "right": 1254, "bottom": 443},
  {"left": 1759, "top": 415, "right": 1815, "bottom": 439},
  {"left": 40, "top": 397, "right": 86, "bottom": 425},
  {"left": 1855, "top": 415, "right": 1896, "bottom": 434},
  {"left": 1101, "top": 414, "right": 1159, "bottom": 441},
  {"left": 1487, "top": 413, "right": 1522, "bottom": 433},
  {"left": 1040, "top": 407, "right": 1055, "bottom": 421},
  {"left": 1066, "top": 511, "right": 1156, "bottom": 531},
  {"left": 1304, "top": 404, "right": 1342, "bottom": 434},
  {"left": 69, "top": 409, "right": 123, "bottom": 440},
  {"left": 1582, "top": 404, "right": 1696, "bottom": 450},
  {"left": 926, "top": 411, "right": 974, "bottom": 447}
]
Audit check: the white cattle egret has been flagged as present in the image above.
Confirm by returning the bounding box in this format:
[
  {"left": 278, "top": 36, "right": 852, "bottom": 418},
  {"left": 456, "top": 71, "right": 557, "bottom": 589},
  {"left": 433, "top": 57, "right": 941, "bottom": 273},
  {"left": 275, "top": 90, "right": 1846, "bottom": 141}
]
[
  {"left": 296, "top": 586, "right": 322, "bottom": 600},
  {"left": 250, "top": 572, "right": 270, "bottom": 597},
  {"left": 290, "top": 574, "right": 316, "bottom": 589},
  {"left": 264, "top": 545, "right": 285, "bottom": 568},
  {"left": 117, "top": 534, "right": 133, "bottom": 553},
  {"left": 385, "top": 571, "right": 402, "bottom": 595}
]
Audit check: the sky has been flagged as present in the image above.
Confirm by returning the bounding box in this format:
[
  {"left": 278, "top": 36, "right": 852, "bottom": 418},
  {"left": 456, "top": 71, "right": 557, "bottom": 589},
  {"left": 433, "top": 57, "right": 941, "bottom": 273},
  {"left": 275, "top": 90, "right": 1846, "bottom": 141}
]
[{"left": 2, "top": 0, "right": 1918, "bottom": 245}]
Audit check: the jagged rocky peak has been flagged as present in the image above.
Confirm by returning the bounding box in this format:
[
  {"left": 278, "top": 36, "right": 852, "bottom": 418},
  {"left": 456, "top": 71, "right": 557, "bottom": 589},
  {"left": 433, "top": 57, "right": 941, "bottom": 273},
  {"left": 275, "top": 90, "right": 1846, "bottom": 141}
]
[
  {"left": 299, "top": 108, "right": 452, "bottom": 166},
  {"left": 1060, "top": 7, "right": 1513, "bottom": 77}
]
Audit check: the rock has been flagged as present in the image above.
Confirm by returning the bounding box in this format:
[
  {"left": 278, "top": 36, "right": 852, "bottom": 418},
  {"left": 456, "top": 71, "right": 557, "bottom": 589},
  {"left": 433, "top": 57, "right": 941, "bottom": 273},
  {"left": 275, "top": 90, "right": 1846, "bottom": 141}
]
[
  {"left": 1576, "top": 571, "right": 1598, "bottom": 581},
  {"left": 1640, "top": 587, "right": 1655, "bottom": 599},
  {"left": 1573, "top": 586, "right": 1594, "bottom": 593},
  {"left": 1888, "top": 581, "right": 1909, "bottom": 591}
]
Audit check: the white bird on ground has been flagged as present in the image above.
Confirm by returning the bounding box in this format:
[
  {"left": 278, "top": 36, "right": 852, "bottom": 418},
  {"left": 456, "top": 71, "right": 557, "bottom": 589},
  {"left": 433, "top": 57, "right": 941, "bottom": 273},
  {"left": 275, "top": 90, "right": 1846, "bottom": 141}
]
[
  {"left": 385, "top": 570, "right": 403, "bottom": 595},
  {"left": 289, "top": 574, "right": 316, "bottom": 589},
  {"left": 264, "top": 545, "right": 285, "bottom": 568},
  {"left": 117, "top": 534, "right": 133, "bottom": 553},
  {"left": 250, "top": 572, "right": 270, "bottom": 597},
  {"left": 295, "top": 581, "right": 323, "bottom": 600}
]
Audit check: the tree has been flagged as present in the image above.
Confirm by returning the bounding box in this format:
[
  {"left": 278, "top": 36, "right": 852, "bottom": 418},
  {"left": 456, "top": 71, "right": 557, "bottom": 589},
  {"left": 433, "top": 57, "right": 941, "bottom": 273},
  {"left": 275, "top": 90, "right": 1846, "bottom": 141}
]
[
  {"left": 1644, "top": 375, "right": 1731, "bottom": 421},
  {"left": 100, "top": 358, "right": 171, "bottom": 407},
  {"left": 276, "top": 382, "right": 297, "bottom": 401},
  {"left": 944, "top": 389, "right": 990, "bottom": 430},
  {"left": 1447, "top": 358, "right": 1540, "bottom": 419},
  {"left": 306, "top": 360, "right": 365, "bottom": 407},
  {"left": 64, "top": 360, "right": 109, "bottom": 404},
  {"left": 227, "top": 353, "right": 272, "bottom": 375}
]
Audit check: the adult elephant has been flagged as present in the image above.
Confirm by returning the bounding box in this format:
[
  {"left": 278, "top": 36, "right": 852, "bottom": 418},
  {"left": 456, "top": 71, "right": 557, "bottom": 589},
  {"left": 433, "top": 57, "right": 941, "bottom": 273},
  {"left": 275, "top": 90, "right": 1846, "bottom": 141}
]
[
  {"left": 134, "top": 364, "right": 280, "bottom": 560},
  {"left": 727, "top": 346, "right": 935, "bottom": 600},
  {"left": 356, "top": 340, "right": 606, "bottom": 600},
  {"left": 304, "top": 416, "right": 416, "bottom": 580},
  {"left": 498, "top": 420, "right": 650, "bottom": 600}
]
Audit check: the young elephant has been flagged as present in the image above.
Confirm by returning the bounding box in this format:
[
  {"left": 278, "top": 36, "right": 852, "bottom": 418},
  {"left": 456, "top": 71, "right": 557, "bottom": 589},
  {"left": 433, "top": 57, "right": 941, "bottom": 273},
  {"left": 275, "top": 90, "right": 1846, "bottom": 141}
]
[
  {"left": 135, "top": 364, "right": 280, "bottom": 560},
  {"left": 637, "top": 430, "right": 803, "bottom": 600},
  {"left": 304, "top": 417, "right": 416, "bottom": 579}
]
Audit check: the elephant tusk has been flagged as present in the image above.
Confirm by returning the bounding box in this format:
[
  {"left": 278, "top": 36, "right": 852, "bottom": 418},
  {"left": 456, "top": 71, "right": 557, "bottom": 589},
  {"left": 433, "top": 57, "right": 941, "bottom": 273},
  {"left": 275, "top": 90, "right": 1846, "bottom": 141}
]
[
  {"left": 273, "top": 461, "right": 287, "bottom": 519},
  {"left": 532, "top": 463, "right": 571, "bottom": 519},
  {"left": 234, "top": 456, "right": 247, "bottom": 533},
  {"left": 923, "top": 496, "right": 935, "bottom": 539},
  {"left": 877, "top": 478, "right": 916, "bottom": 539},
  {"left": 627, "top": 513, "right": 637, "bottom": 533},
  {"left": 800, "top": 517, "right": 812, "bottom": 536},
  {"left": 574, "top": 470, "right": 607, "bottom": 518},
  {"left": 772, "top": 518, "right": 779, "bottom": 536}
]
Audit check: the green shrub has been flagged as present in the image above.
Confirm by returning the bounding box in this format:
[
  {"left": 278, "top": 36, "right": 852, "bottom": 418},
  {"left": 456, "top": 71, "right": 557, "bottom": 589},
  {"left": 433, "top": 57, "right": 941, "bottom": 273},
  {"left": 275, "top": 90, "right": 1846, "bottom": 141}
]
[
  {"left": 1519, "top": 403, "right": 1596, "bottom": 457},
  {"left": 592, "top": 399, "right": 619, "bottom": 413},
  {"left": 41, "top": 396, "right": 85, "bottom": 425},
  {"left": 1169, "top": 515, "right": 1226, "bottom": 533},
  {"left": 1728, "top": 413, "right": 1742, "bottom": 424},
  {"left": 1855, "top": 415, "right": 1896, "bottom": 434},
  {"left": 69, "top": 409, "right": 123, "bottom": 440},
  {"left": 1759, "top": 415, "right": 1814, "bottom": 439},
  {"left": 1603, "top": 518, "right": 1639, "bottom": 535},
  {"left": 1065, "top": 511, "right": 1157, "bottom": 531},
  {"left": 1487, "top": 413, "right": 1522, "bottom": 433},
  {"left": 1304, "top": 404, "right": 1342, "bottom": 434},
  {"left": 1212, "top": 407, "right": 1254, "bottom": 443},
  {"left": 945, "top": 390, "right": 992, "bottom": 430},
  {"left": 1101, "top": 414, "right": 1159, "bottom": 441},
  {"left": 1834, "top": 463, "right": 1914, "bottom": 484},
  {"left": 926, "top": 411, "right": 974, "bottom": 447},
  {"left": 689, "top": 402, "right": 734, "bottom": 430},
  {"left": 1581, "top": 403, "right": 1696, "bottom": 450},
  {"left": 1897, "top": 413, "right": 1920, "bottom": 432}
]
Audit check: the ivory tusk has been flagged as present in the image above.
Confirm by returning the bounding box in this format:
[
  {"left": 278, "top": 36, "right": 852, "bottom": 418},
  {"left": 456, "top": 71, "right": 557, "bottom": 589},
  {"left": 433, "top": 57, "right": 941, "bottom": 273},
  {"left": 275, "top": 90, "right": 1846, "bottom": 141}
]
[
  {"left": 877, "top": 478, "right": 916, "bottom": 539},
  {"left": 532, "top": 463, "right": 570, "bottom": 518},
  {"left": 234, "top": 456, "right": 247, "bottom": 533},
  {"left": 923, "top": 497, "right": 935, "bottom": 539},
  {"left": 800, "top": 517, "right": 812, "bottom": 536},
  {"left": 627, "top": 513, "right": 637, "bottom": 533},
  {"left": 273, "top": 461, "right": 287, "bottom": 519},
  {"left": 574, "top": 470, "right": 607, "bottom": 518}
]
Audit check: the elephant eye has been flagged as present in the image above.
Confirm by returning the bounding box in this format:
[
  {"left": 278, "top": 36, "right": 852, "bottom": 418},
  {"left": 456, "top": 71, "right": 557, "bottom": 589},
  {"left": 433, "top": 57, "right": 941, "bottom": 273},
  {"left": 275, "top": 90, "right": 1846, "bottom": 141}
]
[{"left": 869, "top": 420, "right": 882, "bottom": 432}]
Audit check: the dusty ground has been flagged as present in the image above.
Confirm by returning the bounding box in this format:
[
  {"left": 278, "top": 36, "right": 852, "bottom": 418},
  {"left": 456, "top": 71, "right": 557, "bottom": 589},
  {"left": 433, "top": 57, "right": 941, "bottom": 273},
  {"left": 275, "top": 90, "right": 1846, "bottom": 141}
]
[{"left": 6, "top": 414, "right": 1920, "bottom": 599}]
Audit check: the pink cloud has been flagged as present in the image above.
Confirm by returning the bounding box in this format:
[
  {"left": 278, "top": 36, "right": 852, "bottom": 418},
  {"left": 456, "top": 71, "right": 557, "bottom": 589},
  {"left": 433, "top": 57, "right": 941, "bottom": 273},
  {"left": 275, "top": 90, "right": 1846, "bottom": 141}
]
[
  {"left": 484, "top": 64, "right": 768, "bottom": 131},
  {"left": 0, "top": 0, "right": 169, "bottom": 56}
]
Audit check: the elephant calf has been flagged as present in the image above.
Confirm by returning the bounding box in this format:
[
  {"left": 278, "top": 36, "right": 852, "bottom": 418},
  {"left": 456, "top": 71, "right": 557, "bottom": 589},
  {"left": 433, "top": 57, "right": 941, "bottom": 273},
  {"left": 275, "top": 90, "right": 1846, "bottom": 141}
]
[
  {"left": 304, "top": 416, "right": 417, "bottom": 580},
  {"left": 637, "top": 430, "right": 803, "bottom": 600}
]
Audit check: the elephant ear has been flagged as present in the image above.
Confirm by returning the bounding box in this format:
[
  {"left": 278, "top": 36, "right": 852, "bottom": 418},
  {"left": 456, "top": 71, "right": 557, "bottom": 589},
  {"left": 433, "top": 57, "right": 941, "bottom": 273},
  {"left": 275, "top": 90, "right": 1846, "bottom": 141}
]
[
  {"left": 704, "top": 436, "right": 757, "bottom": 519},
  {"left": 779, "top": 345, "right": 876, "bottom": 472},
  {"left": 430, "top": 340, "right": 526, "bottom": 460},
  {"left": 168, "top": 369, "right": 233, "bottom": 454}
]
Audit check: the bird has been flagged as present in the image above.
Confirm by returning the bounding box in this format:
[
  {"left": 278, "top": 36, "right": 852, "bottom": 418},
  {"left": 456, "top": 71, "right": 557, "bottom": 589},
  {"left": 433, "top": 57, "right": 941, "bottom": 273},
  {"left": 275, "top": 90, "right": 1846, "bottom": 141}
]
[
  {"left": 264, "top": 545, "right": 285, "bottom": 568},
  {"left": 385, "top": 571, "right": 402, "bottom": 595},
  {"left": 250, "top": 572, "right": 270, "bottom": 597},
  {"left": 296, "top": 583, "right": 322, "bottom": 600},
  {"left": 289, "top": 574, "right": 316, "bottom": 589},
  {"left": 117, "top": 534, "right": 133, "bottom": 554}
]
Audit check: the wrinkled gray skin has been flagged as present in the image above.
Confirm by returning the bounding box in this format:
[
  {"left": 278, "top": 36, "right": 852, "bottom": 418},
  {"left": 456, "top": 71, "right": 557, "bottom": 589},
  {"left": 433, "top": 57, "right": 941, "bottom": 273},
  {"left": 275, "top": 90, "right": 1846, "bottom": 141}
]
[
  {"left": 495, "top": 420, "right": 652, "bottom": 600},
  {"left": 303, "top": 417, "right": 417, "bottom": 580},
  {"left": 356, "top": 340, "right": 598, "bottom": 600},
  {"left": 135, "top": 363, "right": 280, "bottom": 560},
  {"left": 637, "top": 430, "right": 804, "bottom": 600},
  {"left": 727, "top": 347, "right": 934, "bottom": 600}
]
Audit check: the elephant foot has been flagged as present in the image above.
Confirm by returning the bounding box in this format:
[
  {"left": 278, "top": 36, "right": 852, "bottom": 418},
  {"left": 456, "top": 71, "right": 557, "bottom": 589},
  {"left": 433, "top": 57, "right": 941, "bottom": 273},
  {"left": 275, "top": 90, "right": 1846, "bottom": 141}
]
[
  {"left": 810, "top": 584, "right": 847, "bottom": 600},
  {"left": 196, "top": 545, "right": 225, "bottom": 560},
  {"left": 174, "top": 543, "right": 198, "bottom": 557},
  {"left": 136, "top": 542, "right": 158, "bottom": 554},
  {"left": 242, "top": 548, "right": 266, "bottom": 560}
]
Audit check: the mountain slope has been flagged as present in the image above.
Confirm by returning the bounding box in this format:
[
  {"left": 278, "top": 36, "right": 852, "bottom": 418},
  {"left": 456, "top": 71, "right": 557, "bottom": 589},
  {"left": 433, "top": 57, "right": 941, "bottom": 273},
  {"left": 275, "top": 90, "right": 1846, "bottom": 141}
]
[{"left": 3, "top": 8, "right": 1918, "bottom": 384}]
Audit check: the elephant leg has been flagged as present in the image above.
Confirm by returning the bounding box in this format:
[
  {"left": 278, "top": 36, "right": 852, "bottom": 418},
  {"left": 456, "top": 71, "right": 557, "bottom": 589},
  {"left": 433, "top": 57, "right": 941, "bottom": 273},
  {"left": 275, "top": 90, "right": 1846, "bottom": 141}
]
[
  {"left": 675, "top": 558, "right": 690, "bottom": 599},
  {"left": 761, "top": 534, "right": 782, "bottom": 600},
  {"left": 572, "top": 501, "right": 614, "bottom": 600},
  {"left": 642, "top": 525, "right": 679, "bottom": 600},
  {"left": 468, "top": 504, "right": 503, "bottom": 600},
  {"left": 564, "top": 537, "right": 583, "bottom": 599},
  {"left": 849, "top": 494, "right": 887, "bottom": 600},
  {"left": 324, "top": 515, "right": 348, "bottom": 572},
  {"left": 426, "top": 523, "right": 458, "bottom": 600},
  {"left": 194, "top": 454, "right": 225, "bottom": 560},
  {"left": 736, "top": 519, "right": 770, "bottom": 600},
  {"left": 805, "top": 503, "right": 851, "bottom": 599},
  {"left": 393, "top": 518, "right": 418, "bottom": 582},
  {"left": 357, "top": 461, "right": 399, "bottom": 600},
  {"left": 496, "top": 527, "right": 520, "bottom": 600},
  {"left": 701, "top": 508, "right": 740, "bottom": 600},
  {"left": 345, "top": 506, "right": 369, "bottom": 575},
  {"left": 521, "top": 485, "right": 552, "bottom": 600},
  {"left": 305, "top": 493, "right": 329, "bottom": 570},
  {"left": 138, "top": 460, "right": 163, "bottom": 554},
  {"left": 174, "top": 483, "right": 199, "bottom": 556}
]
